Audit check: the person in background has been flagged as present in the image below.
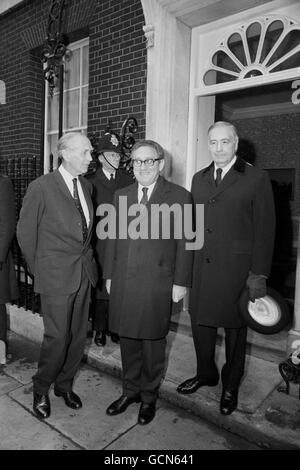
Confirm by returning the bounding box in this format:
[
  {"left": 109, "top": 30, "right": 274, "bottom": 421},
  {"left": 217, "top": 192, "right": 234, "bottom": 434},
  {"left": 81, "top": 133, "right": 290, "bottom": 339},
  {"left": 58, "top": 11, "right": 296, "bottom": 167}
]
[
  {"left": 86, "top": 132, "right": 133, "bottom": 347},
  {"left": 177, "top": 121, "right": 276, "bottom": 416},
  {"left": 17, "top": 133, "right": 98, "bottom": 419},
  {"left": 0, "top": 175, "right": 19, "bottom": 365}
]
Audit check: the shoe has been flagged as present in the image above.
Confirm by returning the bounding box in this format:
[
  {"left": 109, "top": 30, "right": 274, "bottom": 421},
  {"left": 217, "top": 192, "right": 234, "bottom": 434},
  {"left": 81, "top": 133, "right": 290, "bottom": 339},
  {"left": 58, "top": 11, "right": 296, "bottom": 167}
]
[
  {"left": 220, "top": 389, "right": 238, "bottom": 415},
  {"left": 94, "top": 330, "right": 106, "bottom": 347},
  {"left": 106, "top": 394, "right": 141, "bottom": 416},
  {"left": 110, "top": 333, "right": 119, "bottom": 344},
  {"left": 54, "top": 390, "right": 82, "bottom": 409},
  {"left": 33, "top": 393, "right": 51, "bottom": 419},
  {"left": 177, "top": 376, "right": 219, "bottom": 394},
  {"left": 138, "top": 402, "right": 156, "bottom": 425}
]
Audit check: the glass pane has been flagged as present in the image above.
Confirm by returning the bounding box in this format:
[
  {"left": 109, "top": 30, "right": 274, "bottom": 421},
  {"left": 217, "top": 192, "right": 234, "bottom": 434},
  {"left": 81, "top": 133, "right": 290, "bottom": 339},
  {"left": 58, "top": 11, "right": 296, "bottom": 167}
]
[
  {"left": 246, "top": 22, "right": 261, "bottom": 63},
  {"left": 271, "top": 50, "right": 300, "bottom": 73},
  {"left": 227, "top": 32, "right": 247, "bottom": 66},
  {"left": 212, "top": 50, "right": 241, "bottom": 73},
  {"left": 203, "top": 69, "right": 237, "bottom": 86},
  {"left": 64, "top": 89, "right": 79, "bottom": 129},
  {"left": 81, "top": 86, "right": 88, "bottom": 127},
  {"left": 82, "top": 45, "right": 89, "bottom": 85},
  {"left": 64, "top": 48, "right": 80, "bottom": 89},
  {"left": 266, "top": 29, "right": 300, "bottom": 66},
  {"left": 260, "top": 20, "right": 284, "bottom": 63},
  {"left": 47, "top": 94, "right": 59, "bottom": 132},
  {"left": 47, "top": 133, "right": 59, "bottom": 170}
]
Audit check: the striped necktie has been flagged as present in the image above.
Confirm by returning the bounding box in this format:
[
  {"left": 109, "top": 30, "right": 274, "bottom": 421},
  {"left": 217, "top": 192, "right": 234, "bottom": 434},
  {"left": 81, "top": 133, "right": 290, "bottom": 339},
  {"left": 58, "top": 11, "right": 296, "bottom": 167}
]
[{"left": 72, "top": 178, "right": 88, "bottom": 243}]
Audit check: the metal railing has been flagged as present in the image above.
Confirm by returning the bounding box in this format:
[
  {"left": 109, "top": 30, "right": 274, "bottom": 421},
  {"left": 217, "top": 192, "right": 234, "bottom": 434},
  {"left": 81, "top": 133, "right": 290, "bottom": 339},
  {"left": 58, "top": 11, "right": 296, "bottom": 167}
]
[{"left": 0, "top": 156, "right": 41, "bottom": 313}]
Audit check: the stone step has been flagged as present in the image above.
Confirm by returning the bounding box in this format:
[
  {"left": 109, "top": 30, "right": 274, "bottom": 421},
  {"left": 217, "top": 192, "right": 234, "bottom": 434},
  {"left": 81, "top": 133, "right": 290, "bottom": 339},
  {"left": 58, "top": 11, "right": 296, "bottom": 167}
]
[{"left": 170, "top": 306, "right": 289, "bottom": 364}]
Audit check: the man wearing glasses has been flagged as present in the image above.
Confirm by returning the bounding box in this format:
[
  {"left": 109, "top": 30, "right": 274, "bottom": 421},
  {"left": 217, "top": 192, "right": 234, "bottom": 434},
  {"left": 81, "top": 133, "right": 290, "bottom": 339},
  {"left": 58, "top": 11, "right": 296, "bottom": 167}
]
[{"left": 103, "top": 140, "right": 193, "bottom": 425}]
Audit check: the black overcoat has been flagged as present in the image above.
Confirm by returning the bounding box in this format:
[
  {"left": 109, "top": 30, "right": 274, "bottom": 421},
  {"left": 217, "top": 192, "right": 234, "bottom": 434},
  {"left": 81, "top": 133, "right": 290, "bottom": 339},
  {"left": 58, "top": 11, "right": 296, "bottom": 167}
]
[
  {"left": 103, "top": 176, "right": 194, "bottom": 339},
  {"left": 189, "top": 158, "right": 276, "bottom": 328},
  {"left": 0, "top": 176, "right": 19, "bottom": 303},
  {"left": 86, "top": 166, "right": 133, "bottom": 298}
]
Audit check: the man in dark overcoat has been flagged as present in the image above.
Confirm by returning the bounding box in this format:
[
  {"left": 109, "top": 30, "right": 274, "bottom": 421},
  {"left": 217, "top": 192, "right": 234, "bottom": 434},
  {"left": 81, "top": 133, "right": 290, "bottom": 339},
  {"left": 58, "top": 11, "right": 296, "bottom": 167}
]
[
  {"left": 17, "top": 133, "right": 98, "bottom": 419},
  {"left": 177, "top": 121, "right": 276, "bottom": 415},
  {"left": 0, "top": 175, "right": 19, "bottom": 364},
  {"left": 103, "top": 140, "right": 193, "bottom": 425},
  {"left": 86, "top": 132, "right": 133, "bottom": 347}
]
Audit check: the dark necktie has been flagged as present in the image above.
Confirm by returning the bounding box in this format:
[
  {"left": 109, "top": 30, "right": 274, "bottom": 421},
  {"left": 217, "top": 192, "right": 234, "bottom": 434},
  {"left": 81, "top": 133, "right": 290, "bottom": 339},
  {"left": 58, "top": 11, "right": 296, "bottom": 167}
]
[
  {"left": 72, "top": 178, "right": 88, "bottom": 243},
  {"left": 140, "top": 187, "right": 148, "bottom": 205},
  {"left": 110, "top": 173, "right": 114, "bottom": 181},
  {"left": 215, "top": 168, "right": 223, "bottom": 187}
]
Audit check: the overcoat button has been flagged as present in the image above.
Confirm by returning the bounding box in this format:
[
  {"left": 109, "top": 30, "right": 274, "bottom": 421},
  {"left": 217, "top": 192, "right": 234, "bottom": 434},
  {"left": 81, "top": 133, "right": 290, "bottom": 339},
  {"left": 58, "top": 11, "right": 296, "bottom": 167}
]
[{"left": 206, "top": 258, "right": 210, "bottom": 263}]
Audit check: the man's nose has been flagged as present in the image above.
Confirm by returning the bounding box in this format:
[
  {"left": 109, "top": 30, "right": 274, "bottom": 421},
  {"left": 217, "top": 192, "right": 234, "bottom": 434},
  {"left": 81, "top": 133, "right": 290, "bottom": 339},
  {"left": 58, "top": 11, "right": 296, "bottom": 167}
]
[
  {"left": 87, "top": 152, "right": 92, "bottom": 162},
  {"left": 216, "top": 141, "right": 223, "bottom": 152}
]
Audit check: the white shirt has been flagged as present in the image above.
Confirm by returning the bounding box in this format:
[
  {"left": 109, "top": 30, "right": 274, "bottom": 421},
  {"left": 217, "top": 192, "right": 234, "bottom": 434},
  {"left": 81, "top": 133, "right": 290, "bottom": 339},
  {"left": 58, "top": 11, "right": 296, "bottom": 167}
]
[
  {"left": 214, "top": 155, "right": 237, "bottom": 180},
  {"left": 59, "top": 165, "right": 90, "bottom": 226},
  {"left": 102, "top": 168, "right": 116, "bottom": 180},
  {"left": 138, "top": 180, "right": 157, "bottom": 203}
]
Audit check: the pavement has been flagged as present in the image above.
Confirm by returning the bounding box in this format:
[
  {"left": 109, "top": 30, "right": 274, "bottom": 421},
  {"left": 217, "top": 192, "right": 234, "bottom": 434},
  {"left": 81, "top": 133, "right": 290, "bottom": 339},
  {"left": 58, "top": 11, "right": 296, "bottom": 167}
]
[
  {"left": 0, "top": 331, "right": 263, "bottom": 452},
  {"left": 5, "top": 304, "right": 300, "bottom": 451}
]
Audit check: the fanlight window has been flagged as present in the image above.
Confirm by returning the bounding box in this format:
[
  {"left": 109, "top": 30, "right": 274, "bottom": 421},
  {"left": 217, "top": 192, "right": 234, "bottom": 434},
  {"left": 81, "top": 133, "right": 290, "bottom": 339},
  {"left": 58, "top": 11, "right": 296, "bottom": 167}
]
[{"left": 203, "top": 16, "right": 300, "bottom": 86}]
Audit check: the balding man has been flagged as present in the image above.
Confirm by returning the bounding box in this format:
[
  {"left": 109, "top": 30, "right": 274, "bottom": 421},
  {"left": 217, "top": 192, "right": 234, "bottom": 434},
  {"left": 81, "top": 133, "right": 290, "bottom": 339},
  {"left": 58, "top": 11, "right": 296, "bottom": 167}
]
[
  {"left": 177, "top": 121, "right": 275, "bottom": 415},
  {"left": 17, "top": 133, "right": 98, "bottom": 419}
]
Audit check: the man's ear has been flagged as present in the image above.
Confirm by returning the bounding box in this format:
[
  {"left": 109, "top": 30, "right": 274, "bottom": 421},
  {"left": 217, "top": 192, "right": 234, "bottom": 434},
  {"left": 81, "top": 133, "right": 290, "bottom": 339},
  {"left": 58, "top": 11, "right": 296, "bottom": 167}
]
[
  {"left": 61, "top": 148, "right": 69, "bottom": 162},
  {"left": 159, "top": 159, "right": 165, "bottom": 172},
  {"left": 234, "top": 137, "right": 239, "bottom": 152}
]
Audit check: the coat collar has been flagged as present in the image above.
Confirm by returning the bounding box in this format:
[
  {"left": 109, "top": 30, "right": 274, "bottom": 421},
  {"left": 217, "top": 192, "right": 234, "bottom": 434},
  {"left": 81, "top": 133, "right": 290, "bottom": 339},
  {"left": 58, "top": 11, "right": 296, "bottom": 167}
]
[
  {"left": 201, "top": 157, "right": 247, "bottom": 197},
  {"left": 202, "top": 157, "right": 247, "bottom": 174}
]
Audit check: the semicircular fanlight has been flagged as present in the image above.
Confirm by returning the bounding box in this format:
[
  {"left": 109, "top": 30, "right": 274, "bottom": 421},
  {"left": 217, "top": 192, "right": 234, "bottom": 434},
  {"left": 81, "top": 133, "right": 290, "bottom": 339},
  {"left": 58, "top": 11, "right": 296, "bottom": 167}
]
[{"left": 203, "top": 16, "right": 300, "bottom": 86}]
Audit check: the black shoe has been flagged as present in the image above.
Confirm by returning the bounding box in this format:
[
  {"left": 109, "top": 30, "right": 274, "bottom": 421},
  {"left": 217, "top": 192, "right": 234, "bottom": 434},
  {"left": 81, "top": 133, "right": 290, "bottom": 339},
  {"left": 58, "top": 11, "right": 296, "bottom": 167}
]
[
  {"left": 110, "top": 333, "right": 119, "bottom": 344},
  {"left": 94, "top": 330, "right": 106, "bottom": 347},
  {"left": 177, "top": 376, "right": 219, "bottom": 394},
  {"left": 106, "top": 394, "right": 141, "bottom": 416},
  {"left": 138, "top": 401, "right": 156, "bottom": 425},
  {"left": 54, "top": 390, "right": 82, "bottom": 409},
  {"left": 33, "top": 393, "right": 51, "bottom": 419},
  {"left": 220, "top": 389, "right": 238, "bottom": 415}
]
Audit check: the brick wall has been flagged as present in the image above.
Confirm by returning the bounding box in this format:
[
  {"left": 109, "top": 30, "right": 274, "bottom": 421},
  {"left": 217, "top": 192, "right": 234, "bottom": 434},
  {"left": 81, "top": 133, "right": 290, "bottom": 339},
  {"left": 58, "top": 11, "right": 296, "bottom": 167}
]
[
  {"left": 0, "top": 0, "right": 147, "bottom": 168},
  {"left": 88, "top": 0, "right": 147, "bottom": 140}
]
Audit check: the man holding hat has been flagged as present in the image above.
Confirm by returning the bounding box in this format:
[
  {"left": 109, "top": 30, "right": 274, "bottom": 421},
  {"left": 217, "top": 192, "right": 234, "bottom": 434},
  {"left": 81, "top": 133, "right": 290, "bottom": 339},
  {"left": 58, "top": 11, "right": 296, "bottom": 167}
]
[{"left": 86, "top": 132, "right": 133, "bottom": 347}]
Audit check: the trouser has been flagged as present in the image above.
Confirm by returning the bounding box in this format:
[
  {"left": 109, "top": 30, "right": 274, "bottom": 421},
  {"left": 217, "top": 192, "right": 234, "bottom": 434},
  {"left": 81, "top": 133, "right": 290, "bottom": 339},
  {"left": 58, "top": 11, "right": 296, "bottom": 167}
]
[
  {"left": 91, "top": 299, "right": 108, "bottom": 332},
  {"left": 0, "top": 304, "right": 7, "bottom": 344},
  {"left": 120, "top": 337, "right": 167, "bottom": 404},
  {"left": 33, "top": 273, "right": 91, "bottom": 395},
  {"left": 191, "top": 322, "right": 247, "bottom": 390}
]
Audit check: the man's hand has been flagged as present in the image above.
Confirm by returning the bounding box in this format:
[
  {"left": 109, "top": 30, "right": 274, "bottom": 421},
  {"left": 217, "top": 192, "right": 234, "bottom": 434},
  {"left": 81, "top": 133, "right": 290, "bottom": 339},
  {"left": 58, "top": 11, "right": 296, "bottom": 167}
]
[
  {"left": 172, "top": 285, "right": 187, "bottom": 303},
  {"left": 106, "top": 279, "right": 111, "bottom": 295},
  {"left": 246, "top": 273, "right": 267, "bottom": 302}
]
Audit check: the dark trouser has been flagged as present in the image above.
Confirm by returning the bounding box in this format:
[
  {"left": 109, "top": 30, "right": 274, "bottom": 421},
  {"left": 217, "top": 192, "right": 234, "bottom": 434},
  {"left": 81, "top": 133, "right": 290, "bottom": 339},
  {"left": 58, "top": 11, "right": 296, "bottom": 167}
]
[
  {"left": 92, "top": 299, "right": 108, "bottom": 332},
  {"left": 191, "top": 322, "right": 247, "bottom": 390},
  {"left": 33, "top": 272, "right": 91, "bottom": 395},
  {"left": 120, "top": 337, "right": 166, "bottom": 404},
  {"left": 0, "top": 304, "right": 7, "bottom": 344}
]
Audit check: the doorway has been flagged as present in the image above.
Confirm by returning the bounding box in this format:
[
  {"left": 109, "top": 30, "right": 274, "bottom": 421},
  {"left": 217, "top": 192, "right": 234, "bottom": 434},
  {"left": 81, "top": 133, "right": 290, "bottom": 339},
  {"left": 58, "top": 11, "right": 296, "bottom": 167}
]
[{"left": 215, "top": 80, "right": 300, "bottom": 305}]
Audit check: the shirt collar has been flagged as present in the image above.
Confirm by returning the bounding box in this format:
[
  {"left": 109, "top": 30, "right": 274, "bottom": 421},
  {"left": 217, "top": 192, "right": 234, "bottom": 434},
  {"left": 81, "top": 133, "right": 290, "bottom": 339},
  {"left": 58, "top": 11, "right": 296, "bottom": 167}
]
[
  {"left": 59, "top": 164, "right": 77, "bottom": 184},
  {"left": 214, "top": 155, "right": 237, "bottom": 178},
  {"left": 102, "top": 167, "right": 116, "bottom": 180}
]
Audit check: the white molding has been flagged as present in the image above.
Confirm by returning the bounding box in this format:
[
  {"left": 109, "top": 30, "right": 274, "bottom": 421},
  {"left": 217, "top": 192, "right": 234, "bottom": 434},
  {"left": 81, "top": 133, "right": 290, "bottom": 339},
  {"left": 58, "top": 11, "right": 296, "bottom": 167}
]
[
  {"left": 0, "top": 0, "right": 23, "bottom": 16},
  {"left": 222, "top": 100, "right": 300, "bottom": 119}
]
